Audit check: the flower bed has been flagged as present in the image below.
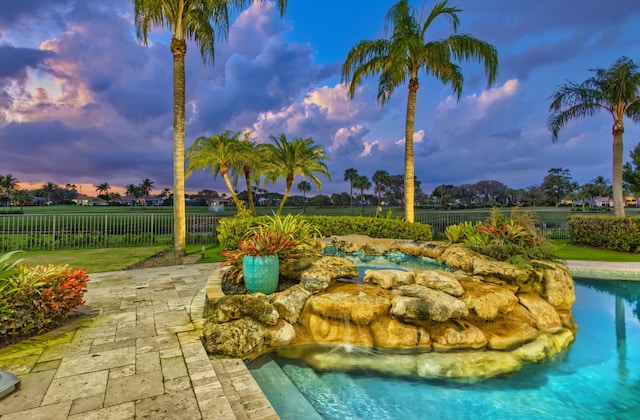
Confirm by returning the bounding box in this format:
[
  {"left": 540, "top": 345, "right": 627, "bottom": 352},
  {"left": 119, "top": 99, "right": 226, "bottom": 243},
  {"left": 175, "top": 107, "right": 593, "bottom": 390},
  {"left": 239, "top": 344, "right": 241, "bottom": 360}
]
[{"left": 1, "top": 252, "right": 89, "bottom": 341}]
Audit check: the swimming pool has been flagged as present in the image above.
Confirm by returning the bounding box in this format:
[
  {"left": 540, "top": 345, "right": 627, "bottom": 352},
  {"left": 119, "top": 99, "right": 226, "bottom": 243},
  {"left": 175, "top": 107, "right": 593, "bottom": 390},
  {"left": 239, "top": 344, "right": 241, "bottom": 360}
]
[{"left": 248, "top": 277, "right": 640, "bottom": 419}]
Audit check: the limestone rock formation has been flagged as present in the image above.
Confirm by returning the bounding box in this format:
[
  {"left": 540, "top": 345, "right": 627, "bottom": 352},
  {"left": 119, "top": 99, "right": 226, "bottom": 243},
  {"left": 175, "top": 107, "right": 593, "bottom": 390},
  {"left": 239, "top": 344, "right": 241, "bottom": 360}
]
[
  {"left": 459, "top": 279, "right": 519, "bottom": 320},
  {"left": 202, "top": 235, "right": 578, "bottom": 381},
  {"left": 414, "top": 270, "right": 464, "bottom": 296},
  {"left": 363, "top": 269, "right": 415, "bottom": 289},
  {"left": 213, "top": 293, "right": 279, "bottom": 326},
  {"left": 305, "top": 283, "right": 392, "bottom": 325},
  {"left": 270, "top": 285, "right": 312, "bottom": 323},
  {"left": 202, "top": 318, "right": 265, "bottom": 358},
  {"left": 394, "top": 284, "right": 469, "bottom": 321}
]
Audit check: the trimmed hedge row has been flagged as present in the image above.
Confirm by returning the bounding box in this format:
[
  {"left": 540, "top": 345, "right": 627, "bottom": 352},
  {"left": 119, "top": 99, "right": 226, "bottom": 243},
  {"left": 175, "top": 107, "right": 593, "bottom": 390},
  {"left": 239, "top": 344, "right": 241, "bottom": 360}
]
[
  {"left": 217, "top": 215, "right": 433, "bottom": 251},
  {"left": 568, "top": 215, "right": 640, "bottom": 253}
]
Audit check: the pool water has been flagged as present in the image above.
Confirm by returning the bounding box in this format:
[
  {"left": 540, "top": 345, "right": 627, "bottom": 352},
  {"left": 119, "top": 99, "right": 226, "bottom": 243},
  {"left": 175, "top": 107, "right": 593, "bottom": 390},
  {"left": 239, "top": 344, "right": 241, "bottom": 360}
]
[{"left": 248, "top": 277, "right": 640, "bottom": 419}]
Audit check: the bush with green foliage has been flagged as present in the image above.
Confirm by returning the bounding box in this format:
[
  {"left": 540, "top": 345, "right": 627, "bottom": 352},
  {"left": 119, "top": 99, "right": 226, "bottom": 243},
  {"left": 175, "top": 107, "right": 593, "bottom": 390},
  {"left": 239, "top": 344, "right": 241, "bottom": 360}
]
[
  {"left": 219, "top": 214, "right": 318, "bottom": 284},
  {"left": 445, "top": 208, "right": 554, "bottom": 264},
  {"left": 568, "top": 215, "right": 640, "bottom": 252},
  {"left": 217, "top": 215, "right": 433, "bottom": 251},
  {"left": 1, "top": 252, "right": 89, "bottom": 338}
]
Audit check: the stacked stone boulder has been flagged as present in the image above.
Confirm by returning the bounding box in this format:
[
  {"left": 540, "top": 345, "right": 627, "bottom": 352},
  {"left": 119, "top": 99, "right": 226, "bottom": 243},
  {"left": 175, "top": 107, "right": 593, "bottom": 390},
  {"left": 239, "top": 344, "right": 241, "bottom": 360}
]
[{"left": 202, "top": 235, "right": 577, "bottom": 380}]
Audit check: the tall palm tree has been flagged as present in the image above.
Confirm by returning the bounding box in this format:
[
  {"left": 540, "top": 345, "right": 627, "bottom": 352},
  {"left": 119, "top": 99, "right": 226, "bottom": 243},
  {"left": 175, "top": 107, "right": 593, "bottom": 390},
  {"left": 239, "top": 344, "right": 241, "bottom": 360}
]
[
  {"left": 186, "top": 130, "right": 243, "bottom": 207},
  {"left": 342, "top": 0, "right": 498, "bottom": 222},
  {"left": 297, "top": 180, "right": 311, "bottom": 213},
  {"left": 353, "top": 174, "right": 372, "bottom": 215},
  {"left": 343, "top": 168, "right": 359, "bottom": 214},
  {"left": 261, "top": 134, "right": 330, "bottom": 215},
  {"left": 548, "top": 56, "right": 640, "bottom": 217},
  {"left": 95, "top": 182, "right": 111, "bottom": 200},
  {"left": 372, "top": 169, "right": 390, "bottom": 205},
  {"left": 132, "top": 0, "right": 288, "bottom": 256}
]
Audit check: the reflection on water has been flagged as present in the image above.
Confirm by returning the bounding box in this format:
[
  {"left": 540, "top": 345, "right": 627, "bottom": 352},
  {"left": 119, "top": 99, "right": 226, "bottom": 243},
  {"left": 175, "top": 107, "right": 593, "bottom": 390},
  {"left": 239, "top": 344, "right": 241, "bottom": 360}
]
[{"left": 249, "top": 278, "right": 640, "bottom": 419}]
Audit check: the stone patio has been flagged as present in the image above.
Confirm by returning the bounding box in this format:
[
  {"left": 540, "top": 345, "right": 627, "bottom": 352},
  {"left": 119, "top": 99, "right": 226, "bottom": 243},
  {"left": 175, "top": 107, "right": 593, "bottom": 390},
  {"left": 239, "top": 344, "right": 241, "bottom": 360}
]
[{"left": 0, "top": 263, "right": 277, "bottom": 420}]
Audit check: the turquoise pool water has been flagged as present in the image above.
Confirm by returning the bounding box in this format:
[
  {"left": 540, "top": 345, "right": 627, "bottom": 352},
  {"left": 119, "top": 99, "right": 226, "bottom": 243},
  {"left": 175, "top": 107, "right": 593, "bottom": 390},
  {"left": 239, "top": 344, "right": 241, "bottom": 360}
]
[{"left": 248, "top": 277, "right": 640, "bottom": 419}]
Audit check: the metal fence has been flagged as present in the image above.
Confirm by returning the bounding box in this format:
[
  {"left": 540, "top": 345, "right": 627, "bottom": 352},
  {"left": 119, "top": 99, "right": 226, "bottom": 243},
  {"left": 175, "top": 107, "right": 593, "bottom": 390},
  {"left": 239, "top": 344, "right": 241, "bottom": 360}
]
[
  {"left": 415, "top": 209, "right": 571, "bottom": 239},
  {"left": 0, "top": 213, "right": 222, "bottom": 251},
  {"left": 0, "top": 210, "right": 573, "bottom": 252}
]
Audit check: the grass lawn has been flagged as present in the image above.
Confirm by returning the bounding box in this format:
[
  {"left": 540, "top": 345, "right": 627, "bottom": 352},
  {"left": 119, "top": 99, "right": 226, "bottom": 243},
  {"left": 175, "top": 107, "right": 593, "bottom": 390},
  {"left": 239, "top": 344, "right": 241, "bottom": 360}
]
[
  {"left": 12, "top": 245, "right": 226, "bottom": 273},
  {"left": 549, "top": 239, "right": 640, "bottom": 262}
]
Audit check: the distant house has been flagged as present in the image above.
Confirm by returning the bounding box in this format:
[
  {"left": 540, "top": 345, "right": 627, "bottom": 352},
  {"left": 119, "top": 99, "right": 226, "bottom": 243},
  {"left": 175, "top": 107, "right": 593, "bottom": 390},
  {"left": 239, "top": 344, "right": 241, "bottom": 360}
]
[
  {"left": 118, "top": 196, "right": 166, "bottom": 206},
  {"left": 71, "top": 194, "right": 108, "bottom": 206}
]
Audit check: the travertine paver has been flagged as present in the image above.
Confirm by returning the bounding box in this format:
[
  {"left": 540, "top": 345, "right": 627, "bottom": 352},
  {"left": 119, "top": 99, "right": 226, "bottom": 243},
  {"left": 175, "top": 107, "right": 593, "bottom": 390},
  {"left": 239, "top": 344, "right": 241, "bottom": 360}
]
[
  {"left": 67, "top": 402, "right": 135, "bottom": 420},
  {"left": 42, "top": 370, "right": 109, "bottom": 405},
  {"left": 135, "top": 389, "right": 202, "bottom": 419},
  {"left": 55, "top": 347, "right": 135, "bottom": 378},
  {"left": 0, "top": 370, "right": 55, "bottom": 415},
  {"left": 0, "top": 401, "right": 72, "bottom": 420},
  {"left": 104, "top": 370, "right": 164, "bottom": 406},
  {"left": 0, "top": 263, "right": 279, "bottom": 420}
]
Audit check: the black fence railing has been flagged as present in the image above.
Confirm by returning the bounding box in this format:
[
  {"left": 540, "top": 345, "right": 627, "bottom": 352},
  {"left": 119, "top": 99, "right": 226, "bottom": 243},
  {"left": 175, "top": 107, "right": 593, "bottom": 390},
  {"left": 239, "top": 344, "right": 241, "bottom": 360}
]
[{"left": 0, "top": 213, "right": 222, "bottom": 251}]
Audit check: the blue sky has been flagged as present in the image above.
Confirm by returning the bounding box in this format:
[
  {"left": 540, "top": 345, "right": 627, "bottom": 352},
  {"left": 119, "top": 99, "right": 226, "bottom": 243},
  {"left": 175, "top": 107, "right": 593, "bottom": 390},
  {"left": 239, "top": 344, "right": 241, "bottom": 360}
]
[{"left": 1, "top": 0, "right": 640, "bottom": 197}]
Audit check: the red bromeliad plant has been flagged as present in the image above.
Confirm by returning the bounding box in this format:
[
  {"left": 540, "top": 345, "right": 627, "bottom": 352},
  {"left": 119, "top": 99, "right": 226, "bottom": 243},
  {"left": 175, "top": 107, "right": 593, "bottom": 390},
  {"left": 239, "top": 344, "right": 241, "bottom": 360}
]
[
  {"left": 446, "top": 208, "right": 554, "bottom": 265},
  {"left": 220, "top": 226, "right": 302, "bottom": 284}
]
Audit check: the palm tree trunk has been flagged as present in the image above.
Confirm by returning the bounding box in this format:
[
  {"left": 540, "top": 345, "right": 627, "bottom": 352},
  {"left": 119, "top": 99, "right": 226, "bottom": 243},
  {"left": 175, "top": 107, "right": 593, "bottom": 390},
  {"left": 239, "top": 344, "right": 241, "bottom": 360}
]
[
  {"left": 172, "top": 38, "right": 187, "bottom": 256},
  {"left": 612, "top": 122, "right": 625, "bottom": 216},
  {"left": 404, "top": 77, "right": 418, "bottom": 223},
  {"left": 350, "top": 182, "right": 354, "bottom": 214},
  {"left": 277, "top": 177, "right": 294, "bottom": 215},
  {"left": 244, "top": 169, "right": 256, "bottom": 216},
  {"left": 221, "top": 172, "right": 241, "bottom": 207}
]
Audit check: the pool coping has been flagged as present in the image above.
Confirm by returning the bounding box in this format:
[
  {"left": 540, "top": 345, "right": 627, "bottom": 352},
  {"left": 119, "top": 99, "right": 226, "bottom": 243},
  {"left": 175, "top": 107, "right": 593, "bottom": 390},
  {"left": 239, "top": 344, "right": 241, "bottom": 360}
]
[{"left": 564, "top": 260, "right": 640, "bottom": 280}]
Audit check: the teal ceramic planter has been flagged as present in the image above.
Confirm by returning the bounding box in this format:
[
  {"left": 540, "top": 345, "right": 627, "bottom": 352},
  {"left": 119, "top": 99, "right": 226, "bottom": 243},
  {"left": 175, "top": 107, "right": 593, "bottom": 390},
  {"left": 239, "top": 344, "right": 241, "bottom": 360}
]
[{"left": 243, "top": 255, "right": 279, "bottom": 294}]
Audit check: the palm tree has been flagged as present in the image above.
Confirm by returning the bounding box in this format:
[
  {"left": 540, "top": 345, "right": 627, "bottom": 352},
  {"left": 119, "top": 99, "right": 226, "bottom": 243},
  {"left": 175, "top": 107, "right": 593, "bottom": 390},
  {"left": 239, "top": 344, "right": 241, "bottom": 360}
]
[
  {"left": 234, "top": 133, "right": 264, "bottom": 216},
  {"left": 186, "top": 131, "right": 243, "bottom": 208},
  {"left": 12, "top": 189, "right": 32, "bottom": 210},
  {"left": 548, "top": 56, "right": 640, "bottom": 217},
  {"left": 0, "top": 174, "right": 19, "bottom": 207},
  {"left": 342, "top": 0, "right": 498, "bottom": 222},
  {"left": 125, "top": 183, "right": 142, "bottom": 207},
  {"left": 41, "top": 182, "right": 57, "bottom": 205},
  {"left": 343, "top": 168, "right": 359, "bottom": 214},
  {"left": 95, "top": 183, "right": 111, "bottom": 200},
  {"left": 297, "top": 180, "right": 311, "bottom": 213},
  {"left": 261, "top": 134, "right": 330, "bottom": 216},
  {"left": 132, "top": 0, "right": 288, "bottom": 256},
  {"left": 353, "top": 175, "right": 372, "bottom": 215},
  {"left": 372, "top": 169, "right": 390, "bottom": 205}
]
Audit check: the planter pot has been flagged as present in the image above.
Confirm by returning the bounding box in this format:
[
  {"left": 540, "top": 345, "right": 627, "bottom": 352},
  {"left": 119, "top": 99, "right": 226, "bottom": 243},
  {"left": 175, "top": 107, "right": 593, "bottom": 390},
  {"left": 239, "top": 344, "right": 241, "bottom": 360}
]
[{"left": 243, "top": 255, "right": 279, "bottom": 294}]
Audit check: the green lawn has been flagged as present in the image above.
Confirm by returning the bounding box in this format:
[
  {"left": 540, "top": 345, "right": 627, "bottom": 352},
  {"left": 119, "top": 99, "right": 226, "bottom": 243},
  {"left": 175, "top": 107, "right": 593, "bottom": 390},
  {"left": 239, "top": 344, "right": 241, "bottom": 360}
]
[
  {"left": 11, "top": 245, "right": 225, "bottom": 274},
  {"left": 549, "top": 239, "right": 640, "bottom": 262}
]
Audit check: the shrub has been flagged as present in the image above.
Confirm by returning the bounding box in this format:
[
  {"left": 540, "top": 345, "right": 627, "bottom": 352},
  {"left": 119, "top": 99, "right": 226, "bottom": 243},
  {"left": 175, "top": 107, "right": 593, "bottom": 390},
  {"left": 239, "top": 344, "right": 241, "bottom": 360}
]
[
  {"left": 446, "top": 208, "right": 554, "bottom": 264},
  {"left": 216, "top": 215, "right": 433, "bottom": 251},
  {"left": 0, "top": 253, "right": 89, "bottom": 338},
  {"left": 568, "top": 215, "right": 640, "bottom": 252}
]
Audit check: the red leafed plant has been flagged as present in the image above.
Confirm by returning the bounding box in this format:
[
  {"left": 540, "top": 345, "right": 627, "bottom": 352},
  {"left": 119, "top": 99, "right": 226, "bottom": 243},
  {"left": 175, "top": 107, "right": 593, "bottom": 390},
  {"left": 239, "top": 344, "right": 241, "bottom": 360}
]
[
  {"left": 0, "top": 255, "right": 90, "bottom": 339},
  {"left": 220, "top": 226, "right": 302, "bottom": 284}
]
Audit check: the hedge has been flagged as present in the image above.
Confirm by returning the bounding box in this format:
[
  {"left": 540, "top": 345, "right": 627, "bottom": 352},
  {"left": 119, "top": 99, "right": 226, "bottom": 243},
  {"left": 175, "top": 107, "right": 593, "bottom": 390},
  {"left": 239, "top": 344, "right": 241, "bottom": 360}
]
[
  {"left": 567, "top": 215, "right": 640, "bottom": 253},
  {"left": 217, "top": 215, "right": 433, "bottom": 250}
]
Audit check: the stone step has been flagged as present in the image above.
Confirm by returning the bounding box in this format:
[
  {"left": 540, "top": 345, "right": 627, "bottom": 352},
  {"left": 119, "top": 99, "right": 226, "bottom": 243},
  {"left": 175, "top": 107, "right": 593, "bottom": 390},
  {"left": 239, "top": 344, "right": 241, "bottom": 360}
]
[
  {"left": 318, "top": 369, "right": 394, "bottom": 420},
  {"left": 278, "top": 358, "right": 361, "bottom": 419},
  {"left": 247, "top": 354, "right": 322, "bottom": 419}
]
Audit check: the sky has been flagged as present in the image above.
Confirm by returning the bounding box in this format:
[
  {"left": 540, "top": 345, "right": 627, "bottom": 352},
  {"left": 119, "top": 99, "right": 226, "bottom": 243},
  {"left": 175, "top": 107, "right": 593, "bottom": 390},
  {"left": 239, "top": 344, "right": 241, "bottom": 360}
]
[{"left": 1, "top": 0, "right": 640, "bottom": 198}]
